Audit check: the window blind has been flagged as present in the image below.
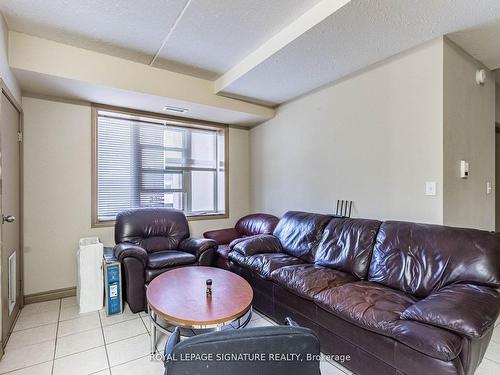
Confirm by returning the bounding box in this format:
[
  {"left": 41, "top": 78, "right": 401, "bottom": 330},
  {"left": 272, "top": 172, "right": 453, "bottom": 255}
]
[{"left": 96, "top": 110, "right": 225, "bottom": 222}]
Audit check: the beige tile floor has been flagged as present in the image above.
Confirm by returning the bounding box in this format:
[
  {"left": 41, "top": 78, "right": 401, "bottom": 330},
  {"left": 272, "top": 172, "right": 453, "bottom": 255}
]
[{"left": 0, "top": 297, "right": 498, "bottom": 375}]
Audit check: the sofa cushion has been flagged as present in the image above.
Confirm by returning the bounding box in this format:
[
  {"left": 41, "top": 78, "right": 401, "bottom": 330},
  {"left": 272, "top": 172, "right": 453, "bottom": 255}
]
[
  {"left": 147, "top": 250, "right": 196, "bottom": 269},
  {"left": 273, "top": 211, "right": 332, "bottom": 262},
  {"left": 314, "top": 281, "right": 463, "bottom": 361},
  {"left": 314, "top": 281, "right": 418, "bottom": 337},
  {"left": 215, "top": 244, "right": 231, "bottom": 259},
  {"left": 401, "top": 284, "right": 500, "bottom": 338},
  {"left": 315, "top": 218, "right": 381, "bottom": 279},
  {"left": 228, "top": 252, "right": 305, "bottom": 279},
  {"left": 235, "top": 213, "right": 279, "bottom": 236},
  {"left": 145, "top": 267, "right": 186, "bottom": 283},
  {"left": 231, "top": 235, "right": 283, "bottom": 257},
  {"left": 368, "top": 221, "right": 500, "bottom": 298},
  {"left": 392, "top": 320, "right": 463, "bottom": 361},
  {"left": 270, "top": 264, "right": 357, "bottom": 300}
]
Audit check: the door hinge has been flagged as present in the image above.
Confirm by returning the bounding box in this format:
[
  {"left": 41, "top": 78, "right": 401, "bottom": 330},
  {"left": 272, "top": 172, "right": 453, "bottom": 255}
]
[{"left": 17, "top": 132, "right": 23, "bottom": 142}]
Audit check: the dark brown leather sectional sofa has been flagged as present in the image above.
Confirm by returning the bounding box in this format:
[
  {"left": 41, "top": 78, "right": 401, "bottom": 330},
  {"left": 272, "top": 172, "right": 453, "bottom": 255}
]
[{"left": 207, "top": 211, "right": 500, "bottom": 375}]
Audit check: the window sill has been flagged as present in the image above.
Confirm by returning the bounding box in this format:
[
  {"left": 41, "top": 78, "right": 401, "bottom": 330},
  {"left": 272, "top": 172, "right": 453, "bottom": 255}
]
[{"left": 92, "top": 212, "right": 229, "bottom": 228}]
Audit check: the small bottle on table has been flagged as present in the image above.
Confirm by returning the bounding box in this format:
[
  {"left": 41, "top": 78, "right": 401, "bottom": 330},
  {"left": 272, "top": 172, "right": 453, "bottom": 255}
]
[{"left": 206, "top": 279, "right": 212, "bottom": 297}]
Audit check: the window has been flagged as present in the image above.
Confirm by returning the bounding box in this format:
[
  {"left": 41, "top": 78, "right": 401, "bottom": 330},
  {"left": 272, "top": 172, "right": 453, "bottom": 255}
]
[{"left": 92, "top": 107, "right": 227, "bottom": 225}]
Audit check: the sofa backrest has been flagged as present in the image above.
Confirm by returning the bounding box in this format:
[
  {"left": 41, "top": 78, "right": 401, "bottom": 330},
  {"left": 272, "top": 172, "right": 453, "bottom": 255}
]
[
  {"left": 368, "top": 221, "right": 500, "bottom": 298},
  {"left": 115, "top": 208, "right": 190, "bottom": 252},
  {"left": 273, "top": 211, "right": 332, "bottom": 262},
  {"left": 315, "top": 218, "right": 381, "bottom": 279},
  {"left": 235, "top": 213, "right": 280, "bottom": 236}
]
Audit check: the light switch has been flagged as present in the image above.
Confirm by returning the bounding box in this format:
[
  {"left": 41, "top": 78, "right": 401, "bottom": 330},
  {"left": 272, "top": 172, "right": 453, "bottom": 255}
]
[
  {"left": 487, "top": 181, "right": 492, "bottom": 195},
  {"left": 460, "top": 161, "right": 469, "bottom": 179},
  {"left": 425, "top": 181, "right": 437, "bottom": 196}
]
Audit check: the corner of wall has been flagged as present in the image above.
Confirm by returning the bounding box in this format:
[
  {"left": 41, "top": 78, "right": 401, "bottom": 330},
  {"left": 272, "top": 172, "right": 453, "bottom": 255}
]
[
  {"left": 0, "top": 14, "right": 21, "bottom": 103},
  {"left": 442, "top": 38, "right": 496, "bottom": 230}
]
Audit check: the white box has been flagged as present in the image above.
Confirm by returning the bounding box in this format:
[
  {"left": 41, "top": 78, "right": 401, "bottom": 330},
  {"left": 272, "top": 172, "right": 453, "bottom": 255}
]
[{"left": 77, "top": 237, "right": 104, "bottom": 313}]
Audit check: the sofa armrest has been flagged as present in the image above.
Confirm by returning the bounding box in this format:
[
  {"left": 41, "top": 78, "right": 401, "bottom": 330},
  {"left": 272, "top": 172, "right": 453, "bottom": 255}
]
[
  {"left": 203, "top": 228, "right": 241, "bottom": 245},
  {"left": 114, "top": 243, "right": 148, "bottom": 267},
  {"left": 179, "top": 238, "right": 217, "bottom": 259},
  {"left": 230, "top": 234, "right": 282, "bottom": 257},
  {"left": 401, "top": 284, "right": 500, "bottom": 338}
]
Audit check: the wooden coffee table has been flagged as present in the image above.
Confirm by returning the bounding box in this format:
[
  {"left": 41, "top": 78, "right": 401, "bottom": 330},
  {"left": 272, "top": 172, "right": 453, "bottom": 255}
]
[{"left": 146, "top": 266, "right": 253, "bottom": 354}]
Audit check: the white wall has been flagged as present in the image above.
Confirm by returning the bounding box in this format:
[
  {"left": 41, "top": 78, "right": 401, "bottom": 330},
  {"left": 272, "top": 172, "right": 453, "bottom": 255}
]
[
  {"left": 443, "top": 39, "right": 495, "bottom": 231},
  {"left": 0, "top": 15, "right": 19, "bottom": 102},
  {"left": 250, "top": 38, "right": 444, "bottom": 224},
  {"left": 22, "top": 97, "right": 250, "bottom": 295}
]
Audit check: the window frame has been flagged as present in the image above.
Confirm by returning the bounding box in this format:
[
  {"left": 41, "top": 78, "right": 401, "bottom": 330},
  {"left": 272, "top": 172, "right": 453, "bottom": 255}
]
[{"left": 91, "top": 104, "right": 229, "bottom": 228}]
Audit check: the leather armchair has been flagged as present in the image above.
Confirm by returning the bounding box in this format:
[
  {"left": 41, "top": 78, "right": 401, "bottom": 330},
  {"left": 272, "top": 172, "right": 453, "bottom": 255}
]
[
  {"left": 114, "top": 208, "right": 217, "bottom": 313},
  {"left": 164, "top": 318, "right": 320, "bottom": 375},
  {"left": 203, "top": 213, "right": 279, "bottom": 269}
]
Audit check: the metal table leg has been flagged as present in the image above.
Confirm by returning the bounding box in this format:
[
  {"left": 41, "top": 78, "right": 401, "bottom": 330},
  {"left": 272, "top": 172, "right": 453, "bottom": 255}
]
[{"left": 150, "top": 308, "right": 157, "bottom": 355}]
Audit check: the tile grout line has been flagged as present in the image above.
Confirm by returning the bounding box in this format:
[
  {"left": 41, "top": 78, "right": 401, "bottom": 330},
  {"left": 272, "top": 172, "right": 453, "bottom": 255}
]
[
  {"left": 107, "top": 354, "right": 153, "bottom": 371},
  {"left": 98, "top": 312, "right": 112, "bottom": 374},
  {"left": 0, "top": 360, "right": 54, "bottom": 375},
  {"left": 47, "top": 330, "right": 150, "bottom": 364},
  {"left": 0, "top": 306, "right": 59, "bottom": 375},
  {"left": 51, "top": 298, "right": 62, "bottom": 375},
  {"left": 13, "top": 309, "right": 138, "bottom": 334},
  {"left": 6, "top": 301, "right": 500, "bottom": 375},
  {"left": 54, "top": 344, "right": 106, "bottom": 361},
  {"left": 139, "top": 313, "right": 151, "bottom": 335},
  {"left": 485, "top": 356, "right": 500, "bottom": 366},
  {"left": 11, "top": 321, "right": 58, "bottom": 334},
  {"left": 105, "top": 331, "right": 149, "bottom": 346},
  {"left": 54, "top": 312, "right": 140, "bottom": 340},
  {"left": 41, "top": 320, "right": 149, "bottom": 362},
  {"left": 479, "top": 357, "right": 500, "bottom": 372},
  {"left": 100, "top": 315, "right": 139, "bottom": 328}
]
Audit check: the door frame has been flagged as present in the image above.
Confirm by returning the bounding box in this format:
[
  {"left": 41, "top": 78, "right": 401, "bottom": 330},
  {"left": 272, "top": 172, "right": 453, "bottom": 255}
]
[{"left": 0, "top": 80, "right": 23, "bottom": 356}]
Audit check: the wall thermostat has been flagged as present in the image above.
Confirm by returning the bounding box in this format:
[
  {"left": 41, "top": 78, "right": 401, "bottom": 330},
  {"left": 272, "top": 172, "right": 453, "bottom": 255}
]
[{"left": 460, "top": 160, "right": 469, "bottom": 179}]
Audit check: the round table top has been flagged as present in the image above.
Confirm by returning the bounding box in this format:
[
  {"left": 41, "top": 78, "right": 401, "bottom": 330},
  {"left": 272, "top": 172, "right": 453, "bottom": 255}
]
[{"left": 146, "top": 266, "right": 253, "bottom": 327}]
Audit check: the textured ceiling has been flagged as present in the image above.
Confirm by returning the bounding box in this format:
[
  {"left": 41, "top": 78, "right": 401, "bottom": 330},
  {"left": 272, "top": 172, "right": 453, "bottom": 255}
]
[
  {"left": 221, "top": 0, "right": 500, "bottom": 104},
  {"left": 3, "top": 0, "right": 500, "bottom": 108},
  {"left": 0, "top": 0, "right": 189, "bottom": 65},
  {"left": 153, "top": 0, "right": 321, "bottom": 78},
  {"left": 0, "top": 0, "right": 320, "bottom": 79},
  {"left": 448, "top": 21, "right": 500, "bottom": 70}
]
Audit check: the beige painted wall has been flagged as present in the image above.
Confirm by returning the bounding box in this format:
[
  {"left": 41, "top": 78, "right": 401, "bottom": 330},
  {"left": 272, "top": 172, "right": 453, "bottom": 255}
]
[
  {"left": 443, "top": 39, "right": 495, "bottom": 231},
  {"left": 22, "top": 97, "right": 250, "bottom": 295},
  {"left": 496, "top": 83, "right": 500, "bottom": 121},
  {"left": 496, "top": 132, "right": 500, "bottom": 231},
  {"left": 250, "top": 38, "right": 444, "bottom": 224},
  {"left": 0, "top": 15, "right": 20, "bottom": 102},
  {"left": 496, "top": 83, "right": 500, "bottom": 231}
]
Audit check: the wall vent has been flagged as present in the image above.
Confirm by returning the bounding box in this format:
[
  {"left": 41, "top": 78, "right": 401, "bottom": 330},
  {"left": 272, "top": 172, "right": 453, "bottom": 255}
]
[{"left": 8, "top": 252, "right": 16, "bottom": 315}]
